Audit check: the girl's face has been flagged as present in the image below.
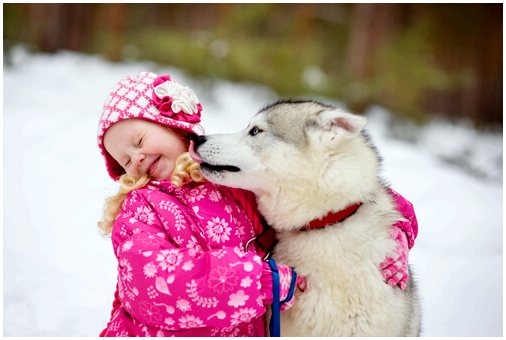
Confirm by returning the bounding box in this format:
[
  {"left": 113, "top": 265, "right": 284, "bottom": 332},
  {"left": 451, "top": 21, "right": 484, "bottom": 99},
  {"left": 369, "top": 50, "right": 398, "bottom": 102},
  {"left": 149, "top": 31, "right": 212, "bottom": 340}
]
[{"left": 104, "top": 119, "right": 189, "bottom": 180}]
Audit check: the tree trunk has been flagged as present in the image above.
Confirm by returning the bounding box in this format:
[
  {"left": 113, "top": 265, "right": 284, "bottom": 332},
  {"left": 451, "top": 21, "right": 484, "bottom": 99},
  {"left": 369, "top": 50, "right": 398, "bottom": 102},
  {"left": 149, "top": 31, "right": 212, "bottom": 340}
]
[{"left": 346, "top": 4, "right": 404, "bottom": 80}]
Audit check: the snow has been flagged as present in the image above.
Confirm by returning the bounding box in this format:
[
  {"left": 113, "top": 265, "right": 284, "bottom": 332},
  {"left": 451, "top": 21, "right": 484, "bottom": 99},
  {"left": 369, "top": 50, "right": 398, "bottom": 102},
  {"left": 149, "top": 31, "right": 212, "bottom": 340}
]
[{"left": 3, "top": 48, "right": 503, "bottom": 336}]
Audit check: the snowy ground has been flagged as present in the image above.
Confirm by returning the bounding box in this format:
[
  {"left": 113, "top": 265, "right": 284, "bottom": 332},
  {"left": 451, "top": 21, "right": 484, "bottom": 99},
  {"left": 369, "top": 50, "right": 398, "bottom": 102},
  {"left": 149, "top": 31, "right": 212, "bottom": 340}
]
[{"left": 3, "top": 48, "right": 503, "bottom": 336}]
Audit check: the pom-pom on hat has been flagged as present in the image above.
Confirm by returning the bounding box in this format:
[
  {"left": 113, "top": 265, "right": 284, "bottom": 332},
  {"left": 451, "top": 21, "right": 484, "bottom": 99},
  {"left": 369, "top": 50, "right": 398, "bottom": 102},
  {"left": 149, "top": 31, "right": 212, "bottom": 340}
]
[{"left": 97, "top": 71, "right": 205, "bottom": 180}]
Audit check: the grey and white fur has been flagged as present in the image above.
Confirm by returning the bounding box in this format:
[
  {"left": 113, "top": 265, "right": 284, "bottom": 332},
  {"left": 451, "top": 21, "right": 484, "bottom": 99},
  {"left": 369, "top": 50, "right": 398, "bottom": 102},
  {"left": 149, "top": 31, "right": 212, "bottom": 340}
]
[{"left": 192, "top": 100, "right": 421, "bottom": 336}]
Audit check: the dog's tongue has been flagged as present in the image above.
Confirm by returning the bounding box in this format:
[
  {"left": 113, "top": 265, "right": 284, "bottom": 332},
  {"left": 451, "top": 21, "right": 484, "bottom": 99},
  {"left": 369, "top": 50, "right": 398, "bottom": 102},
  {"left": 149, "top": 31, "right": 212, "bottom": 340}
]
[{"left": 188, "top": 141, "right": 203, "bottom": 164}]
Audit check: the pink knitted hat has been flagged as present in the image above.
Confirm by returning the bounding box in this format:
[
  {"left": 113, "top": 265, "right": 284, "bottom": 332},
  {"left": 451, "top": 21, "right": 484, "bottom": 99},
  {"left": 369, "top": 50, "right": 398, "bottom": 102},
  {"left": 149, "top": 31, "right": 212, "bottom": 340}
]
[{"left": 97, "top": 71, "right": 205, "bottom": 180}]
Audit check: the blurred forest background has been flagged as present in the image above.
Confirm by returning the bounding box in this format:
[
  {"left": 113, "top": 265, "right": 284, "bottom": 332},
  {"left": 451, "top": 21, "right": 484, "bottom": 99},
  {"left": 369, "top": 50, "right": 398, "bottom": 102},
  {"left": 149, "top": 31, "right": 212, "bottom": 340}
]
[{"left": 3, "top": 3, "right": 503, "bottom": 127}]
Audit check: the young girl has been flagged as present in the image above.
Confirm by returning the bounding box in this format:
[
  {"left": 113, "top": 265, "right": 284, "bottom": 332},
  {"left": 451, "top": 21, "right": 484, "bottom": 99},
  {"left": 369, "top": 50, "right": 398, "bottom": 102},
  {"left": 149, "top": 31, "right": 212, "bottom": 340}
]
[{"left": 97, "top": 72, "right": 418, "bottom": 337}]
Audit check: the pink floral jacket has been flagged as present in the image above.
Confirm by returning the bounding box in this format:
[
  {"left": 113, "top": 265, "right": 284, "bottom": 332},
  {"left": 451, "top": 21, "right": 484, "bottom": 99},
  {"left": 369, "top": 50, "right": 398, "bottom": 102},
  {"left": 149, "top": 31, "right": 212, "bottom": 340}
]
[
  {"left": 100, "top": 180, "right": 274, "bottom": 337},
  {"left": 100, "top": 180, "right": 418, "bottom": 337}
]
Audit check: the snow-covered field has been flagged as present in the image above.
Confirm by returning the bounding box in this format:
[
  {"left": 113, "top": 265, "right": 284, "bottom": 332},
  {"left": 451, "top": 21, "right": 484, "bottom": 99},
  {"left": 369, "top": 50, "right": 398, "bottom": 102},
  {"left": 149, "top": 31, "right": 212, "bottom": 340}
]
[{"left": 3, "top": 48, "right": 503, "bottom": 336}]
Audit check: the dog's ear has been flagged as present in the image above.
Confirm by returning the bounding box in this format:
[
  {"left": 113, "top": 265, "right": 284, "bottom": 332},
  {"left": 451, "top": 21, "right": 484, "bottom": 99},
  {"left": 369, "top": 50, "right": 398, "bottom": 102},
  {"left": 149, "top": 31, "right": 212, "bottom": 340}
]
[
  {"left": 318, "top": 109, "right": 367, "bottom": 134},
  {"left": 307, "top": 109, "right": 367, "bottom": 145}
]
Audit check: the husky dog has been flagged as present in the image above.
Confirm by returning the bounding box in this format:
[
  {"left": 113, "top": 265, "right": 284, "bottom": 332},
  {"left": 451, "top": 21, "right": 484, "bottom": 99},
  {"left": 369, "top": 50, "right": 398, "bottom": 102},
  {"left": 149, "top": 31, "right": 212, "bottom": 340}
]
[{"left": 191, "top": 100, "right": 421, "bottom": 336}]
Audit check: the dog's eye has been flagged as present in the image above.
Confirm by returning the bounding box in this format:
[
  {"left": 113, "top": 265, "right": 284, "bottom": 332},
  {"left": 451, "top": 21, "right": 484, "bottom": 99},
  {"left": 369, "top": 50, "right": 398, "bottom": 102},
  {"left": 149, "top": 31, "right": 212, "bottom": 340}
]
[{"left": 249, "top": 126, "right": 263, "bottom": 136}]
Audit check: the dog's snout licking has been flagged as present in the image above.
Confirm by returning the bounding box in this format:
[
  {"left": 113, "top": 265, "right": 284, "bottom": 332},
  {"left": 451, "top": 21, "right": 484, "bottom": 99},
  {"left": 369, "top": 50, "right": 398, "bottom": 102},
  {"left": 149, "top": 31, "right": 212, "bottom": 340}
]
[{"left": 189, "top": 140, "right": 203, "bottom": 164}]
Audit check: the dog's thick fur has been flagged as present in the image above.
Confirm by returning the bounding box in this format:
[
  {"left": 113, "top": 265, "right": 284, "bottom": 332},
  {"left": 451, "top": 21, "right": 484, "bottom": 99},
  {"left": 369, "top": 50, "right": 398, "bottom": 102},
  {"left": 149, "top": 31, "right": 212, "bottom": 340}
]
[{"left": 193, "top": 100, "right": 421, "bottom": 336}]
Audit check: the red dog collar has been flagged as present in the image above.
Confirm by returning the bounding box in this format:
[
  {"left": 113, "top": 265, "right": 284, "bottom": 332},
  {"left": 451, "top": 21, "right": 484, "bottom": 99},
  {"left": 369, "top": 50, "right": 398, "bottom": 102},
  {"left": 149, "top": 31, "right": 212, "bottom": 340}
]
[{"left": 301, "top": 203, "right": 362, "bottom": 231}]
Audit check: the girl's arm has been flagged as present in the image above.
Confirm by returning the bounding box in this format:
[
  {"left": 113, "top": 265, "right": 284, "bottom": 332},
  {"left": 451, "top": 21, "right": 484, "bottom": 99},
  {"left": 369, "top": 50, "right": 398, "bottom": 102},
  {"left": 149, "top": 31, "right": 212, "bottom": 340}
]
[
  {"left": 388, "top": 188, "right": 418, "bottom": 249},
  {"left": 112, "top": 190, "right": 273, "bottom": 331},
  {"left": 381, "top": 188, "right": 419, "bottom": 290},
  {"left": 228, "top": 186, "right": 418, "bottom": 290}
]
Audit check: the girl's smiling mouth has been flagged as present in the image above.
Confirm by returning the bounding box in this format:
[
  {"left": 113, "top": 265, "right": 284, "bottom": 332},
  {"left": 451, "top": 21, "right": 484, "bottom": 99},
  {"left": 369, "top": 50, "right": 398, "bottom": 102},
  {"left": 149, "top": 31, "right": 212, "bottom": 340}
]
[{"left": 147, "top": 156, "right": 161, "bottom": 177}]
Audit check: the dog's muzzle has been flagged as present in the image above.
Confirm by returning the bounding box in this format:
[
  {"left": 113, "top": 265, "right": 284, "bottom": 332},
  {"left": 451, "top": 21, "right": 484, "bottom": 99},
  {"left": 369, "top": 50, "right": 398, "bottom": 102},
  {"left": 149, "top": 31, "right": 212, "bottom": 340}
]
[{"left": 190, "top": 135, "right": 241, "bottom": 173}]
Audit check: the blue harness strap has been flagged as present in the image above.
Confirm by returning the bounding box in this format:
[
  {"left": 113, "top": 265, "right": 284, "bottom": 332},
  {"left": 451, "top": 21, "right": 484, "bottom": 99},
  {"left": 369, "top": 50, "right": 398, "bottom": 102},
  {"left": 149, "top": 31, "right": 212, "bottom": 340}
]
[
  {"left": 281, "top": 269, "right": 297, "bottom": 304},
  {"left": 268, "top": 259, "right": 281, "bottom": 337},
  {"left": 268, "top": 259, "right": 298, "bottom": 337}
]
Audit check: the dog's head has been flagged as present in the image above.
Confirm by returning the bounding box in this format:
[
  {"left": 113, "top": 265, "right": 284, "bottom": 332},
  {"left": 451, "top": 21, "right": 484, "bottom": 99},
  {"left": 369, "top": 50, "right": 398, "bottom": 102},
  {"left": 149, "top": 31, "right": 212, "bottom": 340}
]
[{"left": 191, "top": 100, "right": 379, "bottom": 228}]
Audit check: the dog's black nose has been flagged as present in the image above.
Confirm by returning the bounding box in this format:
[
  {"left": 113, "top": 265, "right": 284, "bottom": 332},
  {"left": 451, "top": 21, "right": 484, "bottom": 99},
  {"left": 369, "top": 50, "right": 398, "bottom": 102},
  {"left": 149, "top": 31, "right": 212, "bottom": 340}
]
[{"left": 191, "top": 134, "right": 207, "bottom": 146}]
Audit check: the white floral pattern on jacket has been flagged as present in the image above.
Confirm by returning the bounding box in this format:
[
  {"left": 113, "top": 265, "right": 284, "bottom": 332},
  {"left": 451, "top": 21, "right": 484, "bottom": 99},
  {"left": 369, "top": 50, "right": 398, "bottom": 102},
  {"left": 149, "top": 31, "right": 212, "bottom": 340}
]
[{"left": 100, "top": 180, "right": 270, "bottom": 337}]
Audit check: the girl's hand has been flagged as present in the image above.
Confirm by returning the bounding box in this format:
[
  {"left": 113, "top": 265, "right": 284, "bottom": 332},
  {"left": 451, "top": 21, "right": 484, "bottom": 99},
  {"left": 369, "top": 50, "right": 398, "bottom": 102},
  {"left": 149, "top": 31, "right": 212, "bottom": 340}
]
[
  {"left": 380, "top": 188, "right": 418, "bottom": 290},
  {"left": 380, "top": 225, "right": 409, "bottom": 290},
  {"left": 277, "top": 264, "right": 306, "bottom": 311}
]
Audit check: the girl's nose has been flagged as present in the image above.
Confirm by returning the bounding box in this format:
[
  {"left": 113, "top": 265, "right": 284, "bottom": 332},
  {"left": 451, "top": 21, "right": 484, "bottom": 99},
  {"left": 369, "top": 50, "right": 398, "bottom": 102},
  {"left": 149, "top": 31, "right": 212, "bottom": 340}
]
[{"left": 133, "top": 152, "right": 145, "bottom": 168}]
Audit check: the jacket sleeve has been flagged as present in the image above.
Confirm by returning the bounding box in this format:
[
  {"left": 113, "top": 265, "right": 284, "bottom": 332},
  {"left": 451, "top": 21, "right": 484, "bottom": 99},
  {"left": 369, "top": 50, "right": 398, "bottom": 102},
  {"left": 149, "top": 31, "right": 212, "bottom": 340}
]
[
  {"left": 111, "top": 190, "right": 273, "bottom": 331},
  {"left": 387, "top": 188, "right": 418, "bottom": 249}
]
